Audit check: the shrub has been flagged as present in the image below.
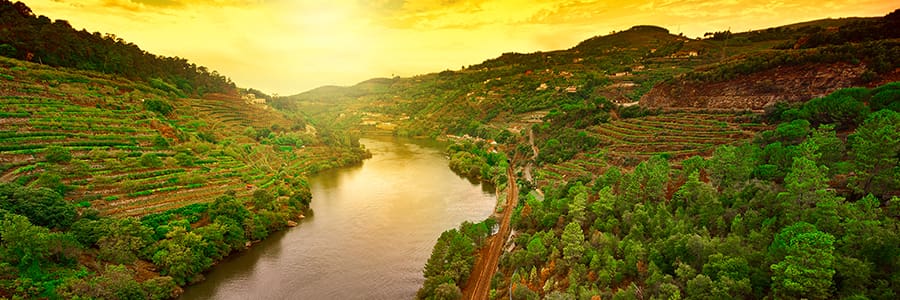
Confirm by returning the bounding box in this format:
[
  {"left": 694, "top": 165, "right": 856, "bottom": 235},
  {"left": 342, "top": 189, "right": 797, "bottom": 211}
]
[
  {"left": 801, "top": 92, "right": 870, "bottom": 129},
  {"left": 870, "top": 89, "right": 900, "bottom": 112},
  {"left": 140, "top": 153, "right": 164, "bottom": 168},
  {"left": 143, "top": 98, "right": 174, "bottom": 116},
  {"left": 44, "top": 145, "right": 72, "bottom": 163},
  {"left": 174, "top": 152, "right": 195, "bottom": 166}
]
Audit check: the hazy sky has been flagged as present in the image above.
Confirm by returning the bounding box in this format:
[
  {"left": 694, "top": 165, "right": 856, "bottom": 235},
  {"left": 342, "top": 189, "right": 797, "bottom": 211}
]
[{"left": 28, "top": 0, "right": 896, "bottom": 95}]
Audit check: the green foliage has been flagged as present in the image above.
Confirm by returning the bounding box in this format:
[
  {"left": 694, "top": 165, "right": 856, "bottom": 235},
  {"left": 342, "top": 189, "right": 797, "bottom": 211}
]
[
  {"left": 0, "top": 1, "right": 235, "bottom": 95},
  {"left": 140, "top": 153, "right": 164, "bottom": 168},
  {"left": 43, "top": 145, "right": 72, "bottom": 163},
  {"left": 707, "top": 144, "right": 756, "bottom": 192},
  {"left": 847, "top": 109, "right": 900, "bottom": 198},
  {"left": 562, "top": 222, "right": 585, "bottom": 265},
  {"left": 97, "top": 218, "right": 152, "bottom": 264},
  {"left": 800, "top": 88, "right": 870, "bottom": 129},
  {"left": 770, "top": 222, "right": 836, "bottom": 299},
  {"left": 174, "top": 152, "right": 195, "bottom": 166},
  {"left": 151, "top": 226, "right": 212, "bottom": 285},
  {"left": 870, "top": 82, "right": 900, "bottom": 111},
  {"left": 149, "top": 78, "right": 185, "bottom": 97},
  {"left": 143, "top": 98, "right": 174, "bottom": 116},
  {"left": 418, "top": 227, "right": 477, "bottom": 299},
  {"left": 0, "top": 182, "right": 75, "bottom": 229}
]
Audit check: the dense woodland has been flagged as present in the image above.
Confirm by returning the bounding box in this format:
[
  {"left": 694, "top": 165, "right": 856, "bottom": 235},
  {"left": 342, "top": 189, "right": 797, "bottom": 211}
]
[
  {"left": 419, "top": 83, "right": 900, "bottom": 299},
  {"left": 0, "top": 1, "right": 235, "bottom": 96}
]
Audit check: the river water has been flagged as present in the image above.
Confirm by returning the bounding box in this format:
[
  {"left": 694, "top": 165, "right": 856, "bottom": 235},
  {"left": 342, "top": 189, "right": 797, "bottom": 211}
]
[{"left": 180, "top": 137, "right": 496, "bottom": 299}]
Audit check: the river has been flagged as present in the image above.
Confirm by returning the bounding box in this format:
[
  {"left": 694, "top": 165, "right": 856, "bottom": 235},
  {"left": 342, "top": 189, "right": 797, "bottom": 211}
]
[{"left": 180, "top": 137, "right": 496, "bottom": 299}]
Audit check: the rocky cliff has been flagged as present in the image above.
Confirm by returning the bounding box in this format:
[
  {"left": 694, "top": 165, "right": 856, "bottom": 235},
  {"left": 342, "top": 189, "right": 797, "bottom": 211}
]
[{"left": 638, "top": 62, "right": 869, "bottom": 111}]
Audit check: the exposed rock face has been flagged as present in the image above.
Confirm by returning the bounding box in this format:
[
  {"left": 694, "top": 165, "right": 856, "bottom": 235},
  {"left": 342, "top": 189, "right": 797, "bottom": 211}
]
[{"left": 639, "top": 62, "right": 868, "bottom": 110}]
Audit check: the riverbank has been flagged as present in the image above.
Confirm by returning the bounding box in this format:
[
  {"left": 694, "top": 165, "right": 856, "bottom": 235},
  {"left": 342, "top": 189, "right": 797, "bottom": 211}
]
[{"left": 179, "top": 137, "right": 496, "bottom": 299}]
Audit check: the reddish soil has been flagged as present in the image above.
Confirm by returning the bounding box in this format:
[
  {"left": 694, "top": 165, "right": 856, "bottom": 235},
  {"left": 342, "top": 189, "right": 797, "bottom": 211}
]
[
  {"left": 640, "top": 62, "right": 869, "bottom": 110},
  {"left": 462, "top": 163, "right": 519, "bottom": 300}
]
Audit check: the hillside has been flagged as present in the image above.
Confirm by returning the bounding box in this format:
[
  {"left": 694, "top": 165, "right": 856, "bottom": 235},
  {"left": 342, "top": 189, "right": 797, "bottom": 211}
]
[
  {"left": 270, "top": 9, "right": 900, "bottom": 300},
  {"left": 282, "top": 11, "right": 899, "bottom": 146},
  {"left": 0, "top": 54, "right": 366, "bottom": 298},
  {"left": 0, "top": 0, "right": 235, "bottom": 96}
]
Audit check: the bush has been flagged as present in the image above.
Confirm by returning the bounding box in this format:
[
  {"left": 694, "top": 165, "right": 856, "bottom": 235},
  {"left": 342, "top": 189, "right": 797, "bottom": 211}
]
[
  {"left": 44, "top": 145, "right": 72, "bottom": 163},
  {"left": 801, "top": 91, "right": 870, "bottom": 129},
  {"left": 870, "top": 89, "right": 900, "bottom": 112},
  {"left": 0, "top": 182, "right": 76, "bottom": 229},
  {"left": 140, "top": 153, "right": 164, "bottom": 168},
  {"left": 174, "top": 152, "right": 195, "bottom": 166},
  {"left": 143, "top": 98, "right": 174, "bottom": 116}
]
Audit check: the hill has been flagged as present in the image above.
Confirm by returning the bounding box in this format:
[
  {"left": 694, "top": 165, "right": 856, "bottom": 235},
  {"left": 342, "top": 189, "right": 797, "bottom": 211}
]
[
  {"left": 273, "top": 9, "right": 900, "bottom": 300},
  {"left": 282, "top": 11, "right": 899, "bottom": 144},
  {"left": 0, "top": 4, "right": 368, "bottom": 297},
  {"left": 0, "top": 0, "right": 234, "bottom": 96}
]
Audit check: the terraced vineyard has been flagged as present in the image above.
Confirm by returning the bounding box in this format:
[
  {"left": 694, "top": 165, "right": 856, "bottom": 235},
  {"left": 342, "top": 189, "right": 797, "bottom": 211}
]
[
  {"left": 534, "top": 111, "right": 770, "bottom": 187},
  {"left": 0, "top": 57, "right": 364, "bottom": 219}
]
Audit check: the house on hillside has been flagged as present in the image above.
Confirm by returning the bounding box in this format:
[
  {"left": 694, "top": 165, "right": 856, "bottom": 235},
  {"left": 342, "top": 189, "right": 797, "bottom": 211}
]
[
  {"left": 565, "top": 86, "right": 578, "bottom": 93},
  {"left": 242, "top": 93, "right": 266, "bottom": 105},
  {"left": 668, "top": 51, "right": 699, "bottom": 59}
]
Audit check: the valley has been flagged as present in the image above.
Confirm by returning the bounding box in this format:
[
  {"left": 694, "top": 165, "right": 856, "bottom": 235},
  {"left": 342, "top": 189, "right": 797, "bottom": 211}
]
[{"left": 2, "top": 1, "right": 900, "bottom": 299}]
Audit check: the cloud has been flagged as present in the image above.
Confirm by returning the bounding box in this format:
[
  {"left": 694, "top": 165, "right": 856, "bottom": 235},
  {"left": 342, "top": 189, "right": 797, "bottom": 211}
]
[{"left": 24, "top": 0, "right": 900, "bottom": 95}]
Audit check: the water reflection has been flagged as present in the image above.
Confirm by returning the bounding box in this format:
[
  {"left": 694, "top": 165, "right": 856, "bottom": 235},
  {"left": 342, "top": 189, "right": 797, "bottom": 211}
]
[{"left": 180, "top": 137, "right": 495, "bottom": 300}]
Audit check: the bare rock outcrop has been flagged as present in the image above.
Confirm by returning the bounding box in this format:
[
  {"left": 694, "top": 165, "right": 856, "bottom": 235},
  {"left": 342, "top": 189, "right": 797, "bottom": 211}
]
[{"left": 639, "top": 62, "right": 868, "bottom": 110}]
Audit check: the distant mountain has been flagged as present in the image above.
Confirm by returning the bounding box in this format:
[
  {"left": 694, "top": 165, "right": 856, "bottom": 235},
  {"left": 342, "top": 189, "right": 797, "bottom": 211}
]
[{"left": 281, "top": 9, "right": 900, "bottom": 140}]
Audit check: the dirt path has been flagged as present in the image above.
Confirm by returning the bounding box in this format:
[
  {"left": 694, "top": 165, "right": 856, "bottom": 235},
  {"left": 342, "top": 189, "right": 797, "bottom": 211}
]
[{"left": 462, "top": 161, "right": 519, "bottom": 300}]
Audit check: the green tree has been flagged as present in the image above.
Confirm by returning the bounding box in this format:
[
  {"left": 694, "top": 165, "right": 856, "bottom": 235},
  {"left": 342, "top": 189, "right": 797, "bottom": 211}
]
[
  {"left": 97, "top": 218, "right": 153, "bottom": 264},
  {"left": 847, "top": 109, "right": 900, "bottom": 198},
  {"left": 0, "top": 213, "right": 50, "bottom": 273},
  {"left": 568, "top": 183, "right": 588, "bottom": 224},
  {"left": 633, "top": 155, "right": 670, "bottom": 202},
  {"left": 209, "top": 195, "right": 249, "bottom": 222},
  {"left": 433, "top": 282, "right": 463, "bottom": 300},
  {"left": 781, "top": 156, "right": 830, "bottom": 207},
  {"left": 708, "top": 145, "right": 755, "bottom": 192},
  {"left": 770, "top": 222, "right": 836, "bottom": 299},
  {"left": 0, "top": 182, "right": 75, "bottom": 229},
  {"left": 673, "top": 171, "right": 721, "bottom": 229},
  {"left": 0, "top": 43, "right": 16, "bottom": 57},
  {"left": 562, "top": 221, "right": 585, "bottom": 265},
  {"left": 252, "top": 189, "right": 275, "bottom": 210},
  {"left": 801, "top": 91, "right": 870, "bottom": 129},
  {"left": 151, "top": 227, "right": 211, "bottom": 285}
]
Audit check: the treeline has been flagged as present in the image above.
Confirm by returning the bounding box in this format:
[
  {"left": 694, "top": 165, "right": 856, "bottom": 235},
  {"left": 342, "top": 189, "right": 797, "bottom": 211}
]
[
  {"left": 418, "top": 219, "right": 495, "bottom": 300},
  {"left": 494, "top": 83, "right": 900, "bottom": 299},
  {"left": 447, "top": 141, "right": 509, "bottom": 185},
  {"left": 788, "top": 9, "right": 900, "bottom": 49},
  {"left": 0, "top": 1, "right": 235, "bottom": 96},
  {"left": 0, "top": 181, "right": 312, "bottom": 299},
  {"left": 682, "top": 40, "right": 900, "bottom": 84}
]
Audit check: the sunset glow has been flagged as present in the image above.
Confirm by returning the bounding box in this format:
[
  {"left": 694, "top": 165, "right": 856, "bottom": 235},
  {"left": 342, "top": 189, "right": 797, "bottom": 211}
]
[{"left": 28, "top": 0, "right": 897, "bottom": 94}]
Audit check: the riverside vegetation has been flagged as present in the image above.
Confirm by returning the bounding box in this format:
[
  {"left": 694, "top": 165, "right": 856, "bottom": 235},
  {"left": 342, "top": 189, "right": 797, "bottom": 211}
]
[
  {"left": 3, "top": 0, "right": 900, "bottom": 299},
  {"left": 0, "top": 1, "right": 368, "bottom": 298},
  {"left": 282, "top": 9, "right": 900, "bottom": 300}
]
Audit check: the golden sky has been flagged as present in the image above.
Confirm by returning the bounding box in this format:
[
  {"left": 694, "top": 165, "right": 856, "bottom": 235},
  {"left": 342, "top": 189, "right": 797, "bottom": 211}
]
[{"left": 28, "top": 0, "right": 897, "bottom": 95}]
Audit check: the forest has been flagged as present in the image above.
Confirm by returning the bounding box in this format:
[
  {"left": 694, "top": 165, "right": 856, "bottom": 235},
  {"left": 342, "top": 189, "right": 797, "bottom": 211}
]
[
  {"left": 421, "top": 82, "right": 900, "bottom": 299},
  {"left": 0, "top": 1, "right": 235, "bottom": 96}
]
